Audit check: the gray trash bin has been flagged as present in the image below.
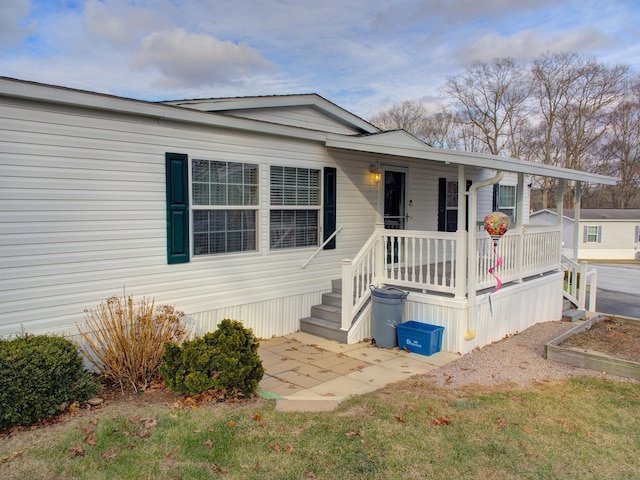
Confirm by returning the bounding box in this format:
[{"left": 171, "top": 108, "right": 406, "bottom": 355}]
[{"left": 370, "top": 286, "right": 408, "bottom": 348}]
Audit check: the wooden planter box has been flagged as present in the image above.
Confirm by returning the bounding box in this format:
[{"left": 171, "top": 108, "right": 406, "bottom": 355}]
[{"left": 545, "top": 315, "right": 640, "bottom": 381}]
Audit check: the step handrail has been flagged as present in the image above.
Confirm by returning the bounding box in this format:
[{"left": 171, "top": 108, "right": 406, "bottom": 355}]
[
  {"left": 561, "top": 254, "right": 596, "bottom": 311},
  {"left": 301, "top": 225, "right": 344, "bottom": 269}
]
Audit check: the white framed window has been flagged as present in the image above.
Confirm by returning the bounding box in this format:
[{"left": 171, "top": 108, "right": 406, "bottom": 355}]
[
  {"left": 635, "top": 225, "right": 640, "bottom": 243},
  {"left": 583, "top": 225, "right": 602, "bottom": 244},
  {"left": 270, "top": 166, "right": 320, "bottom": 249},
  {"left": 497, "top": 184, "right": 516, "bottom": 223},
  {"left": 445, "top": 180, "right": 458, "bottom": 232},
  {"left": 191, "top": 160, "right": 258, "bottom": 255}
]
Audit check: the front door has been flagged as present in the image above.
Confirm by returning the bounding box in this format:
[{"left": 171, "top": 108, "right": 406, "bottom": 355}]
[
  {"left": 383, "top": 168, "right": 407, "bottom": 264},
  {"left": 384, "top": 169, "right": 407, "bottom": 230}
]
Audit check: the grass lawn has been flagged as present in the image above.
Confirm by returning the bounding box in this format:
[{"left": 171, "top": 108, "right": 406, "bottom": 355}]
[{"left": 1, "top": 377, "right": 639, "bottom": 479}]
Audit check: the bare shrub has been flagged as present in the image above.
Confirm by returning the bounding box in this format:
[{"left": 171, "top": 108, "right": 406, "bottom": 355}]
[{"left": 78, "top": 290, "right": 189, "bottom": 393}]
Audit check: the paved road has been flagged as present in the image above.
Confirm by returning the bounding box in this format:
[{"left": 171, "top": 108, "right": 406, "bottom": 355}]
[{"left": 590, "top": 264, "right": 640, "bottom": 318}]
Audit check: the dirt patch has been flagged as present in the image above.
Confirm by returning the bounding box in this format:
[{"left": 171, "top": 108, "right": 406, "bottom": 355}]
[{"left": 559, "top": 317, "right": 640, "bottom": 363}]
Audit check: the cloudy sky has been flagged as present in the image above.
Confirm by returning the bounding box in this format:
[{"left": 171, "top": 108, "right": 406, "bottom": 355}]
[{"left": 1, "top": 0, "right": 639, "bottom": 118}]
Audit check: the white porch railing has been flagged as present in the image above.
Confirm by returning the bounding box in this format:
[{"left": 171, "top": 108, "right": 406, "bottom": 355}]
[
  {"left": 475, "top": 226, "right": 562, "bottom": 290},
  {"left": 341, "top": 225, "right": 562, "bottom": 331},
  {"left": 561, "top": 255, "right": 597, "bottom": 311}
]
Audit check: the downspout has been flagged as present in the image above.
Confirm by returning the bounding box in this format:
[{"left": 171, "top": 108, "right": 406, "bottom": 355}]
[{"left": 465, "top": 170, "right": 505, "bottom": 341}]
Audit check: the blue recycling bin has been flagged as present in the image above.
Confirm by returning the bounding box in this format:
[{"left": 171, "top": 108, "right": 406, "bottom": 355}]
[{"left": 370, "top": 286, "right": 408, "bottom": 347}]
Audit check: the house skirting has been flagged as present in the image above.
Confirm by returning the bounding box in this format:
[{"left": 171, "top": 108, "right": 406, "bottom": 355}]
[
  {"left": 189, "top": 289, "right": 329, "bottom": 339},
  {"left": 349, "top": 272, "right": 564, "bottom": 355}
]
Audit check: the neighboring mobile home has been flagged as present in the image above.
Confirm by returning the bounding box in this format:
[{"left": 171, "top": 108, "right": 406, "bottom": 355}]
[
  {"left": 530, "top": 209, "right": 640, "bottom": 261},
  {"left": 0, "top": 77, "right": 617, "bottom": 354}
]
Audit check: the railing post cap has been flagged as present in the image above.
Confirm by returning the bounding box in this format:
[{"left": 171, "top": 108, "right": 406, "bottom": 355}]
[{"left": 342, "top": 258, "right": 353, "bottom": 265}]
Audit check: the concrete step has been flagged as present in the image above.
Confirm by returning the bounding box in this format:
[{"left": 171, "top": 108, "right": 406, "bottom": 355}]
[
  {"left": 321, "top": 291, "right": 342, "bottom": 308},
  {"left": 299, "top": 316, "right": 348, "bottom": 343},
  {"left": 331, "top": 278, "right": 342, "bottom": 293},
  {"left": 310, "top": 303, "right": 341, "bottom": 324},
  {"left": 562, "top": 309, "right": 586, "bottom": 322}
]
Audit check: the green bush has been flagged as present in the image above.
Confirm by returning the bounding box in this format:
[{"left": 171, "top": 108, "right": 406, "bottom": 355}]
[
  {"left": 0, "top": 334, "right": 98, "bottom": 429},
  {"left": 160, "top": 319, "right": 264, "bottom": 397}
]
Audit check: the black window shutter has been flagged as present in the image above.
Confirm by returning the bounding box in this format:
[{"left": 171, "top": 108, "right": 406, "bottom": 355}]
[
  {"left": 466, "top": 180, "right": 472, "bottom": 231},
  {"left": 437, "top": 177, "right": 447, "bottom": 231},
  {"left": 323, "top": 167, "right": 337, "bottom": 249},
  {"left": 492, "top": 183, "right": 500, "bottom": 212},
  {"left": 165, "top": 153, "right": 190, "bottom": 264}
]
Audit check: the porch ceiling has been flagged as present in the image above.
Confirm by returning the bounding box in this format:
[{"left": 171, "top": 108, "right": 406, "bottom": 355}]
[{"left": 325, "top": 133, "right": 618, "bottom": 186}]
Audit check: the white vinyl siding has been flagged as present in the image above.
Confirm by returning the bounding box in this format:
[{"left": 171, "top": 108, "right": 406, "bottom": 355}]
[{"left": 0, "top": 97, "right": 369, "bottom": 339}]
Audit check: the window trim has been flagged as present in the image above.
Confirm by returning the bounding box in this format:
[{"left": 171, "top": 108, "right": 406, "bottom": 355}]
[
  {"left": 190, "top": 159, "right": 260, "bottom": 257},
  {"left": 496, "top": 184, "right": 517, "bottom": 223},
  {"left": 269, "top": 165, "right": 322, "bottom": 251},
  {"left": 583, "top": 225, "right": 602, "bottom": 244}
]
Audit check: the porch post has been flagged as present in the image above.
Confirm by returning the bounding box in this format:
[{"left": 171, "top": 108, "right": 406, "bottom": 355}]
[
  {"left": 455, "top": 165, "right": 467, "bottom": 299},
  {"left": 573, "top": 182, "right": 582, "bottom": 261},
  {"left": 515, "top": 173, "right": 525, "bottom": 282},
  {"left": 557, "top": 180, "right": 564, "bottom": 265}
]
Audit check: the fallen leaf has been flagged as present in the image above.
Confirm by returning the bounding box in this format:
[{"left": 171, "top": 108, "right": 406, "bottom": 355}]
[
  {"left": 284, "top": 442, "right": 294, "bottom": 454},
  {"left": 526, "top": 451, "right": 538, "bottom": 458},
  {"left": 251, "top": 413, "right": 262, "bottom": 422},
  {"left": 395, "top": 413, "right": 406, "bottom": 423},
  {"left": 227, "top": 420, "right": 236, "bottom": 427},
  {"left": 0, "top": 448, "right": 29, "bottom": 465},
  {"left": 143, "top": 418, "right": 158, "bottom": 429},
  {"left": 100, "top": 448, "right": 119, "bottom": 461},
  {"left": 84, "top": 433, "right": 96, "bottom": 446},
  {"left": 304, "top": 471, "right": 316, "bottom": 479},
  {"left": 68, "top": 446, "right": 84, "bottom": 458},
  {"left": 80, "top": 424, "right": 94, "bottom": 434},
  {"left": 204, "top": 439, "right": 213, "bottom": 448},
  {"left": 431, "top": 416, "right": 452, "bottom": 427}
]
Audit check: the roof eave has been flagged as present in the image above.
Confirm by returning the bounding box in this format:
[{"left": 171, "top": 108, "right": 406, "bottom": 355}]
[{"left": 325, "top": 135, "right": 618, "bottom": 185}]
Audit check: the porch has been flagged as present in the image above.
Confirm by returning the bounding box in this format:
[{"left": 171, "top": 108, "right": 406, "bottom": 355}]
[{"left": 300, "top": 223, "right": 566, "bottom": 355}]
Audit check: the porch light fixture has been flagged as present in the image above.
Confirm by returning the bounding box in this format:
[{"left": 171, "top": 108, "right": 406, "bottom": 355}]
[{"left": 370, "top": 164, "right": 381, "bottom": 184}]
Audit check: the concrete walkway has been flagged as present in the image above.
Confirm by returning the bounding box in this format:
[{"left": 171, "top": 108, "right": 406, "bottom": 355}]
[{"left": 258, "top": 331, "right": 459, "bottom": 412}]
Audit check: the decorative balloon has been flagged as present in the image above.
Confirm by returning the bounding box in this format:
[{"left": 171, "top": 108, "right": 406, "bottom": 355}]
[
  {"left": 484, "top": 211, "right": 510, "bottom": 245},
  {"left": 483, "top": 212, "right": 510, "bottom": 303}
]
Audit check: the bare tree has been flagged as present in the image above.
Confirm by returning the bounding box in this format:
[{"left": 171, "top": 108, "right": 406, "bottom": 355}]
[
  {"left": 368, "top": 100, "right": 462, "bottom": 148},
  {"left": 594, "top": 75, "right": 640, "bottom": 208},
  {"left": 369, "top": 100, "right": 430, "bottom": 139},
  {"left": 443, "top": 57, "right": 531, "bottom": 156},
  {"left": 527, "top": 52, "right": 629, "bottom": 207}
]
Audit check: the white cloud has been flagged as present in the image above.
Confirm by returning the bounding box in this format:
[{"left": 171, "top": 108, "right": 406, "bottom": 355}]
[
  {"left": 83, "top": 0, "right": 162, "bottom": 47},
  {"left": 130, "top": 27, "right": 275, "bottom": 89},
  {"left": 0, "top": 0, "right": 35, "bottom": 47},
  {"left": 455, "top": 26, "right": 612, "bottom": 64}
]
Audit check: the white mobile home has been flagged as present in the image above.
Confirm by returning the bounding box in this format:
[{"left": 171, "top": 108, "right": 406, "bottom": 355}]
[
  {"left": 0, "top": 78, "right": 617, "bottom": 354},
  {"left": 530, "top": 209, "right": 640, "bottom": 261}
]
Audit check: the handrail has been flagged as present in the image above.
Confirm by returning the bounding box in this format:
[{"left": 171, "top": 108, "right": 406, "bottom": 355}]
[
  {"left": 561, "top": 254, "right": 596, "bottom": 311},
  {"left": 301, "top": 225, "right": 343, "bottom": 269}
]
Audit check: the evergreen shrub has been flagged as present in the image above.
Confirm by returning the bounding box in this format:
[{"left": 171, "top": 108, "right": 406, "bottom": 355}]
[
  {"left": 160, "top": 319, "right": 264, "bottom": 396},
  {"left": 0, "top": 334, "right": 97, "bottom": 429}
]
